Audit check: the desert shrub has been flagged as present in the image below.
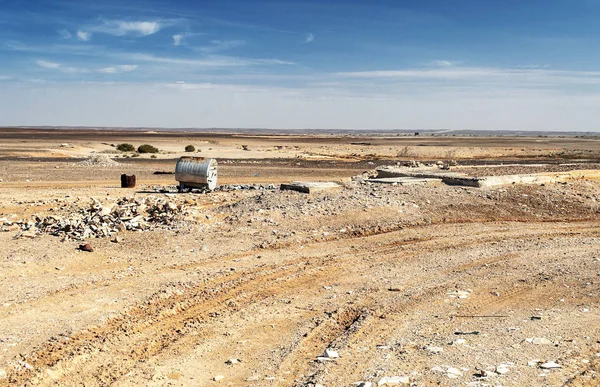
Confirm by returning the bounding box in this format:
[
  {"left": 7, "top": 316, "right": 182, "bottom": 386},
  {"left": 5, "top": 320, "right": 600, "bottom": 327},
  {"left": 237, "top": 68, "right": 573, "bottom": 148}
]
[
  {"left": 185, "top": 145, "right": 195, "bottom": 152},
  {"left": 150, "top": 155, "right": 157, "bottom": 158},
  {"left": 138, "top": 144, "right": 159, "bottom": 154},
  {"left": 131, "top": 153, "right": 140, "bottom": 158},
  {"left": 116, "top": 143, "right": 135, "bottom": 152}
]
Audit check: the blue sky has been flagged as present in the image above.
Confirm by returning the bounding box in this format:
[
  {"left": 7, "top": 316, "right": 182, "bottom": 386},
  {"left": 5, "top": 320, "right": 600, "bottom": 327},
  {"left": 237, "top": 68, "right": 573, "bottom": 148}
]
[{"left": 1, "top": 0, "right": 600, "bottom": 130}]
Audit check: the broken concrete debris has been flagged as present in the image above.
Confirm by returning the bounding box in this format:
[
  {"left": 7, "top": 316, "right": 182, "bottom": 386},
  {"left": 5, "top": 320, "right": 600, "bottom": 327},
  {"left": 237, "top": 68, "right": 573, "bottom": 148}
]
[
  {"left": 280, "top": 181, "right": 342, "bottom": 194},
  {"left": 8, "top": 196, "right": 192, "bottom": 241},
  {"left": 75, "top": 155, "right": 119, "bottom": 168},
  {"left": 372, "top": 164, "right": 600, "bottom": 188}
]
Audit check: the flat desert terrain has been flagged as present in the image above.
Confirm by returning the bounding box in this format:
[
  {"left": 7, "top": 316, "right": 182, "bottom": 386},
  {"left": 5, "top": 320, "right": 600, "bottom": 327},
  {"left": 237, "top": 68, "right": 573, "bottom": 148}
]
[{"left": 0, "top": 128, "right": 599, "bottom": 387}]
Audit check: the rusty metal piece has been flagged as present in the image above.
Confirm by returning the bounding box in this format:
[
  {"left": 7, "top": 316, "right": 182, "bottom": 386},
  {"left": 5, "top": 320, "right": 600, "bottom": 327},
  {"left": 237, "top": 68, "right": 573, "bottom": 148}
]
[{"left": 121, "top": 174, "right": 136, "bottom": 188}]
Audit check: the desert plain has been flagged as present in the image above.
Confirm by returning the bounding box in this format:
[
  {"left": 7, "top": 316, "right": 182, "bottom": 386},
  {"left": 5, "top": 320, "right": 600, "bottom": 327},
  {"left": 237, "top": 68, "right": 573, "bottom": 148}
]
[{"left": 0, "top": 128, "right": 599, "bottom": 386}]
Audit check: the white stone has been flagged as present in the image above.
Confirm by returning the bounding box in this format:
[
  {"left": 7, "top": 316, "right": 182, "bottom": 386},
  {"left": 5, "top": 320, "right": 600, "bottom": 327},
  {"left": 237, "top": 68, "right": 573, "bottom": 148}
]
[
  {"left": 425, "top": 346, "right": 444, "bottom": 354},
  {"left": 213, "top": 375, "right": 225, "bottom": 381},
  {"left": 539, "top": 361, "right": 561, "bottom": 369},
  {"left": 495, "top": 365, "right": 510, "bottom": 375},
  {"left": 530, "top": 337, "right": 553, "bottom": 345},
  {"left": 0, "top": 368, "right": 6, "bottom": 379},
  {"left": 377, "top": 376, "right": 410, "bottom": 385},
  {"left": 446, "top": 367, "right": 463, "bottom": 378},
  {"left": 324, "top": 349, "right": 339, "bottom": 358},
  {"left": 225, "top": 358, "right": 240, "bottom": 365}
]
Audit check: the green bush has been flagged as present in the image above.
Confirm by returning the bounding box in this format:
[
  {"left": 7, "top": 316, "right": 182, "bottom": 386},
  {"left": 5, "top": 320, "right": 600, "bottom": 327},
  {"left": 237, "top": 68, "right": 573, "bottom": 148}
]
[
  {"left": 185, "top": 145, "right": 195, "bottom": 152},
  {"left": 137, "top": 144, "right": 159, "bottom": 154},
  {"left": 116, "top": 143, "right": 135, "bottom": 152}
]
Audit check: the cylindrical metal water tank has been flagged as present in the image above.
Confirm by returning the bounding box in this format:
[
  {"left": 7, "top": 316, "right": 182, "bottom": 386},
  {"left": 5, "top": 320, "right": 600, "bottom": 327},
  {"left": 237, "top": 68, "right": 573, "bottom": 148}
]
[{"left": 175, "top": 157, "right": 218, "bottom": 190}]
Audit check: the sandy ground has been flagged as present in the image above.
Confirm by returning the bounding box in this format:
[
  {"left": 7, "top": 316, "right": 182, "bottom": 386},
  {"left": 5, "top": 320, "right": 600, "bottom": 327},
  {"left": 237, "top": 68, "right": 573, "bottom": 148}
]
[{"left": 0, "top": 129, "right": 599, "bottom": 387}]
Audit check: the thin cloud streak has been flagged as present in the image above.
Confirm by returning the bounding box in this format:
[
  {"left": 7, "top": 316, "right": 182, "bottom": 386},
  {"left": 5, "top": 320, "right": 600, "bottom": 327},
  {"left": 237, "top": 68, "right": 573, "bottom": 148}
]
[
  {"left": 87, "top": 20, "right": 165, "bottom": 37},
  {"left": 336, "top": 66, "right": 600, "bottom": 85},
  {"left": 97, "top": 65, "right": 138, "bottom": 74},
  {"left": 36, "top": 60, "right": 61, "bottom": 69},
  {"left": 122, "top": 53, "right": 294, "bottom": 67}
]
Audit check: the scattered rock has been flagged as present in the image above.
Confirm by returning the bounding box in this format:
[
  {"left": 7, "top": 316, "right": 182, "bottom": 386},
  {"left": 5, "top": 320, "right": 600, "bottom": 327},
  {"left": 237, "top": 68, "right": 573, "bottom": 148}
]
[
  {"left": 79, "top": 243, "right": 93, "bottom": 252},
  {"left": 213, "top": 375, "right": 224, "bottom": 381},
  {"left": 495, "top": 364, "right": 510, "bottom": 375},
  {"left": 75, "top": 155, "right": 119, "bottom": 167},
  {"left": 18, "top": 196, "right": 191, "bottom": 241},
  {"left": 377, "top": 376, "right": 409, "bottom": 385},
  {"left": 425, "top": 346, "right": 444, "bottom": 354},
  {"left": 447, "top": 290, "right": 470, "bottom": 299},
  {"left": 323, "top": 349, "right": 339, "bottom": 358},
  {"left": 225, "top": 358, "right": 240, "bottom": 365},
  {"left": 539, "top": 361, "right": 561, "bottom": 369},
  {"left": 527, "top": 337, "right": 553, "bottom": 345},
  {"left": 455, "top": 330, "right": 479, "bottom": 335},
  {"left": 446, "top": 367, "right": 463, "bottom": 378},
  {"left": 356, "top": 382, "right": 372, "bottom": 387}
]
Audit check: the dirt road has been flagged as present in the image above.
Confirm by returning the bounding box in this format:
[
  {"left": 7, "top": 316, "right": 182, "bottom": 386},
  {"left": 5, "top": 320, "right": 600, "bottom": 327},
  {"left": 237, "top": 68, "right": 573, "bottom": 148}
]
[{"left": 2, "top": 221, "right": 600, "bottom": 386}]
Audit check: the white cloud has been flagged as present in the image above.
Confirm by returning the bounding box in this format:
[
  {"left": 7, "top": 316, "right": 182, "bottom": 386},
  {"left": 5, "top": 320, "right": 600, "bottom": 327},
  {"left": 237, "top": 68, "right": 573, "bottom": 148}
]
[
  {"left": 58, "top": 29, "right": 72, "bottom": 39},
  {"left": 122, "top": 52, "right": 293, "bottom": 67},
  {"left": 304, "top": 33, "right": 315, "bottom": 43},
  {"left": 517, "top": 64, "right": 550, "bottom": 69},
  {"left": 77, "top": 30, "right": 91, "bottom": 41},
  {"left": 173, "top": 34, "right": 183, "bottom": 46},
  {"left": 434, "top": 60, "right": 453, "bottom": 67},
  {"left": 97, "top": 65, "right": 138, "bottom": 74},
  {"left": 35, "top": 60, "right": 87, "bottom": 73},
  {"left": 36, "top": 60, "right": 61, "bottom": 69},
  {"left": 90, "top": 20, "right": 162, "bottom": 37}
]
